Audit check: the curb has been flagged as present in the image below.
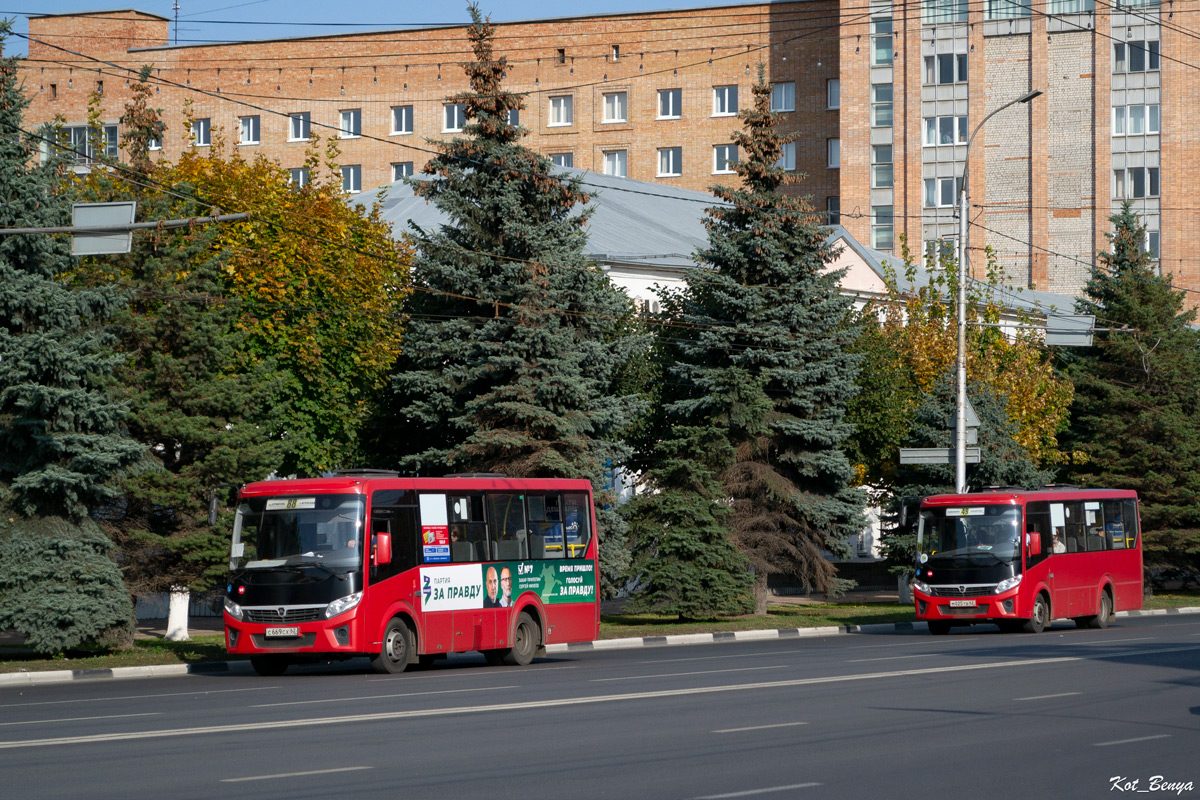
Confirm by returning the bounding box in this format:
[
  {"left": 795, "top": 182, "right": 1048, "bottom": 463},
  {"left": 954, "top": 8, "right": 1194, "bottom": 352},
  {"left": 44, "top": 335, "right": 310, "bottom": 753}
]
[{"left": 3, "top": 606, "right": 1198, "bottom": 688}]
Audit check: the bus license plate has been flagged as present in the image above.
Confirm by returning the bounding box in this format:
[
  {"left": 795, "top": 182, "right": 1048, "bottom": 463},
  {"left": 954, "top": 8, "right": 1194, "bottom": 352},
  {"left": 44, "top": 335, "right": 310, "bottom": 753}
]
[
  {"left": 265, "top": 626, "right": 300, "bottom": 638},
  {"left": 948, "top": 600, "right": 976, "bottom": 608}
]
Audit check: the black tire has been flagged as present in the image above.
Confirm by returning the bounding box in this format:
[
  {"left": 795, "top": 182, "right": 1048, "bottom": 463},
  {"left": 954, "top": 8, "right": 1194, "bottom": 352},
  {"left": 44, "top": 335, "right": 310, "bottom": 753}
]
[
  {"left": 483, "top": 649, "right": 505, "bottom": 666},
  {"left": 997, "top": 620, "right": 1025, "bottom": 633},
  {"left": 1088, "top": 590, "right": 1113, "bottom": 629},
  {"left": 502, "top": 612, "right": 539, "bottom": 666},
  {"left": 927, "top": 620, "right": 952, "bottom": 636},
  {"left": 1023, "top": 594, "right": 1050, "bottom": 634},
  {"left": 371, "top": 618, "right": 413, "bottom": 674},
  {"left": 250, "top": 656, "right": 289, "bottom": 676}
]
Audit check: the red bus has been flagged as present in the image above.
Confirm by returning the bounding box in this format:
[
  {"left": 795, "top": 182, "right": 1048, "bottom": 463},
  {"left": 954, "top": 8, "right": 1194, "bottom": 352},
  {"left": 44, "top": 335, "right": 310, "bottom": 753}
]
[
  {"left": 912, "top": 487, "right": 1143, "bottom": 635},
  {"left": 222, "top": 472, "right": 600, "bottom": 675}
]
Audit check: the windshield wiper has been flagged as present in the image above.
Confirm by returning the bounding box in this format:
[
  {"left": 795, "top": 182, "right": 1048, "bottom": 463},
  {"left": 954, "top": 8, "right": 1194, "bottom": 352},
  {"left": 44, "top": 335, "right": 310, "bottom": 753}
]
[{"left": 284, "top": 560, "right": 347, "bottom": 581}]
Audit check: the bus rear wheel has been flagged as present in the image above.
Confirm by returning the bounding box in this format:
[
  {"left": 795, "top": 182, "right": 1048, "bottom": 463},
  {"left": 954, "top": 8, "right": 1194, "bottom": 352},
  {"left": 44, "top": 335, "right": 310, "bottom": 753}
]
[
  {"left": 250, "top": 656, "right": 290, "bottom": 676},
  {"left": 1087, "top": 590, "right": 1113, "bottom": 629},
  {"left": 502, "top": 612, "right": 539, "bottom": 666},
  {"left": 372, "top": 618, "right": 413, "bottom": 674},
  {"left": 1023, "top": 594, "right": 1049, "bottom": 634}
]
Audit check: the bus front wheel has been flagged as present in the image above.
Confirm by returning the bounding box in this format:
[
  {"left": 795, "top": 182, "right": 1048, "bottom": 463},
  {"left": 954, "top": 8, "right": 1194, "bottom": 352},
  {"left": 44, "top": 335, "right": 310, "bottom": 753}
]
[
  {"left": 372, "top": 618, "right": 413, "bottom": 674},
  {"left": 927, "top": 620, "right": 951, "bottom": 635},
  {"left": 250, "top": 656, "right": 289, "bottom": 676},
  {"left": 1023, "top": 594, "right": 1049, "bottom": 634},
  {"left": 502, "top": 612, "right": 539, "bottom": 666}
]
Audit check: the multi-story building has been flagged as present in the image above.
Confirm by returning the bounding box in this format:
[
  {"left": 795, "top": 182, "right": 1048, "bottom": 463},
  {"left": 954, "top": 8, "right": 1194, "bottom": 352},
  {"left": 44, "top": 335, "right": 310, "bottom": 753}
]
[{"left": 17, "top": 1, "right": 1189, "bottom": 299}]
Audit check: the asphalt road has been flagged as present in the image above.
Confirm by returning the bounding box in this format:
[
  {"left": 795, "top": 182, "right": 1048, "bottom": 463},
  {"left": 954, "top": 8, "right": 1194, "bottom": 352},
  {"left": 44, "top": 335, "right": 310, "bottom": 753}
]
[{"left": 3, "top": 616, "right": 1198, "bottom": 800}]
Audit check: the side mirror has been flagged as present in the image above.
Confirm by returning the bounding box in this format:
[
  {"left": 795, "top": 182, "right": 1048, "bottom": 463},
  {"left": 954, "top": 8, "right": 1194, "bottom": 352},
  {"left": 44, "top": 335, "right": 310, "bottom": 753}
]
[
  {"left": 1026, "top": 531, "right": 1041, "bottom": 557},
  {"left": 373, "top": 532, "right": 392, "bottom": 566}
]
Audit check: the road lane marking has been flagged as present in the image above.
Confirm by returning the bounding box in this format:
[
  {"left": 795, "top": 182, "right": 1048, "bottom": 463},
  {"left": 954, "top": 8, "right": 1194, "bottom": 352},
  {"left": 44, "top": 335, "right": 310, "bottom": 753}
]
[
  {"left": 0, "top": 713, "right": 161, "bottom": 727},
  {"left": 1072, "top": 637, "right": 1156, "bottom": 646},
  {"left": 695, "top": 782, "right": 821, "bottom": 798},
  {"left": 639, "top": 650, "right": 799, "bottom": 664},
  {"left": 1094, "top": 734, "right": 1171, "bottom": 747},
  {"left": 713, "top": 722, "right": 808, "bottom": 734},
  {"left": 592, "top": 666, "right": 787, "bottom": 682},
  {"left": 221, "top": 766, "right": 372, "bottom": 783},
  {"left": 6, "top": 647, "right": 1198, "bottom": 751},
  {"left": 251, "top": 685, "right": 518, "bottom": 708},
  {"left": 847, "top": 654, "right": 937, "bottom": 663},
  {"left": 1014, "top": 692, "right": 1081, "bottom": 701},
  {"left": 0, "top": 686, "right": 278, "bottom": 709}
]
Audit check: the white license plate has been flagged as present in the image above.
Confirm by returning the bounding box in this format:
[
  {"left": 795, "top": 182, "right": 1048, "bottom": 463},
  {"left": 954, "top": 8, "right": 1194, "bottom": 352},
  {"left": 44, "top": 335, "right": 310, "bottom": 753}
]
[
  {"left": 265, "top": 626, "right": 300, "bottom": 637},
  {"left": 948, "top": 600, "right": 976, "bottom": 608}
]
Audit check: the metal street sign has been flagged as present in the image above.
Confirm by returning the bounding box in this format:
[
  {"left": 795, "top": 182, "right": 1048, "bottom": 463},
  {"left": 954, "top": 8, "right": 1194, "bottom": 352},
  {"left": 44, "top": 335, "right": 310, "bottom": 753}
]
[
  {"left": 963, "top": 396, "right": 980, "bottom": 429},
  {"left": 71, "top": 201, "right": 136, "bottom": 255},
  {"left": 1044, "top": 313, "right": 1094, "bottom": 347},
  {"left": 899, "top": 447, "right": 981, "bottom": 465}
]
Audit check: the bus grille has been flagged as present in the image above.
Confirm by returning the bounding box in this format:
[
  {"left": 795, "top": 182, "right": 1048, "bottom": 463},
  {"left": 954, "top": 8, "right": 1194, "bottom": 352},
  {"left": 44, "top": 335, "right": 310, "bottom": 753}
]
[
  {"left": 928, "top": 586, "right": 995, "bottom": 598},
  {"left": 245, "top": 607, "right": 324, "bottom": 623}
]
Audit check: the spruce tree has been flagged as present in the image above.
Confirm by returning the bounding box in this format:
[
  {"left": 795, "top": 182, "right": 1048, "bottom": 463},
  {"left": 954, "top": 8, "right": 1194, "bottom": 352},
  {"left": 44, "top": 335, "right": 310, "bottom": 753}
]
[
  {"left": 1062, "top": 202, "right": 1200, "bottom": 577},
  {"left": 387, "top": 5, "right": 643, "bottom": 595},
  {"left": 661, "top": 68, "right": 864, "bottom": 612}
]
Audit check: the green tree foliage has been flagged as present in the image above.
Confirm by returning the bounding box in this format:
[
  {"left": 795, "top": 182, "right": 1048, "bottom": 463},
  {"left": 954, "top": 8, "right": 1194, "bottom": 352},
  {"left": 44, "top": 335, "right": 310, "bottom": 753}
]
[
  {"left": 624, "top": 427, "right": 752, "bottom": 619},
  {"left": 652, "top": 69, "right": 864, "bottom": 612},
  {"left": 1062, "top": 202, "right": 1200, "bottom": 576},
  {"left": 383, "top": 5, "right": 643, "bottom": 596},
  {"left": 0, "top": 29, "right": 136, "bottom": 649}
]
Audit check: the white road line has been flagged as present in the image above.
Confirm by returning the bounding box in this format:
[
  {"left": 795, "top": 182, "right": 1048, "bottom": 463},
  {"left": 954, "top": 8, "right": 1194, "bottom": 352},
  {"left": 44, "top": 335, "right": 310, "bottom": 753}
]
[
  {"left": 221, "top": 766, "right": 373, "bottom": 783},
  {"left": 592, "top": 665, "right": 788, "bottom": 682},
  {"left": 252, "top": 685, "right": 519, "bottom": 708},
  {"left": 713, "top": 722, "right": 808, "bottom": 734},
  {"left": 639, "top": 650, "right": 799, "bottom": 664},
  {"left": 0, "top": 713, "right": 161, "bottom": 727},
  {"left": 365, "top": 665, "right": 576, "bottom": 682},
  {"left": 0, "top": 655, "right": 1087, "bottom": 750},
  {"left": 1071, "top": 637, "right": 1156, "bottom": 646},
  {"left": 847, "top": 654, "right": 937, "bottom": 663},
  {"left": 1014, "top": 692, "right": 1081, "bottom": 701},
  {"left": 695, "top": 782, "right": 822, "bottom": 798},
  {"left": 1094, "top": 734, "right": 1171, "bottom": 747},
  {"left": 0, "top": 686, "right": 278, "bottom": 709}
]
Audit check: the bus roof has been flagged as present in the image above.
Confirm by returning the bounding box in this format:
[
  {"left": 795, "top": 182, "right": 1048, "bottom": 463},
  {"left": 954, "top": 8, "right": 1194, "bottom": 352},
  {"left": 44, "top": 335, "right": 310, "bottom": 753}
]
[
  {"left": 921, "top": 488, "right": 1138, "bottom": 508},
  {"left": 238, "top": 475, "right": 595, "bottom": 497}
]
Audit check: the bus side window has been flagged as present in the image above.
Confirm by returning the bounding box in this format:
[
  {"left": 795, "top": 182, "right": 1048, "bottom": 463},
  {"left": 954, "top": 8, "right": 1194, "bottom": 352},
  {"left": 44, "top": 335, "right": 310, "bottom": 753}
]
[
  {"left": 563, "top": 493, "right": 591, "bottom": 558},
  {"left": 487, "top": 493, "right": 527, "bottom": 561},
  {"left": 1102, "top": 500, "right": 1125, "bottom": 549},
  {"left": 1026, "top": 501, "right": 1051, "bottom": 567},
  {"left": 1122, "top": 499, "right": 1139, "bottom": 549},
  {"left": 370, "top": 490, "right": 419, "bottom": 583},
  {"left": 448, "top": 495, "right": 489, "bottom": 562},
  {"left": 526, "top": 493, "right": 564, "bottom": 559},
  {"left": 1062, "top": 501, "right": 1086, "bottom": 553}
]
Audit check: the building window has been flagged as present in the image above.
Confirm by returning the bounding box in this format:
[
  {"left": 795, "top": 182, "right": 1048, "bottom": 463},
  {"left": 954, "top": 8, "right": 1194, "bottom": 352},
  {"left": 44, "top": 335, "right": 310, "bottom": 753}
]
[
  {"left": 289, "top": 167, "right": 309, "bottom": 188},
  {"left": 658, "top": 146, "right": 682, "bottom": 177},
  {"left": 827, "top": 196, "right": 841, "bottom": 226},
  {"left": 238, "top": 115, "right": 260, "bottom": 145},
  {"left": 871, "top": 85, "right": 893, "bottom": 127},
  {"left": 658, "top": 88, "right": 682, "bottom": 119},
  {"left": 611, "top": 44, "right": 620, "bottom": 61},
  {"left": 340, "top": 109, "right": 361, "bottom": 139},
  {"left": 65, "top": 124, "right": 118, "bottom": 163},
  {"left": 1144, "top": 230, "right": 1160, "bottom": 260},
  {"left": 923, "top": 0, "right": 967, "bottom": 24},
  {"left": 714, "top": 143, "right": 738, "bottom": 174},
  {"left": 827, "top": 138, "right": 840, "bottom": 168},
  {"left": 986, "top": 0, "right": 1032, "bottom": 18},
  {"left": 341, "top": 164, "right": 361, "bottom": 194},
  {"left": 924, "top": 116, "right": 969, "bottom": 146},
  {"left": 192, "top": 118, "right": 210, "bottom": 147},
  {"left": 924, "top": 53, "right": 968, "bottom": 85},
  {"left": 551, "top": 152, "right": 574, "bottom": 168},
  {"left": 391, "top": 105, "right": 413, "bottom": 135},
  {"left": 872, "top": 205, "right": 894, "bottom": 251},
  {"left": 603, "top": 149, "right": 627, "bottom": 178},
  {"left": 770, "top": 82, "right": 795, "bottom": 113},
  {"left": 556, "top": 48, "right": 566, "bottom": 65},
  {"left": 508, "top": 108, "right": 520, "bottom": 127},
  {"left": 1047, "top": 0, "right": 1095, "bottom": 13},
  {"left": 1113, "top": 105, "right": 1160, "bottom": 136},
  {"left": 392, "top": 162, "right": 414, "bottom": 181},
  {"left": 148, "top": 123, "right": 163, "bottom": 151},
  {"left": 288, "top": 112, "right": 311, "bottom": 142},
  {"left": 713, "top": 85, "right": 738, "bottom": 116},
  {"left": 603, "top": 91, "right": 628, "bottom": 123},
  {"left": 871, "top": 144, "right": 893, "bottom": 189},
  {"left": 49, "top": 83, "right": 57, "bottom": 100},
  {"left": 549, "top": 95, "right": 573, "bottom": 127},
  {"left": 1114, "top": 167, "right": 1160, "bottom": 199},
  {"left": 827, "top": 79, "right": 840, "bottom": 110},
  {"left": 871, "top": 17, "right": 893, "bottom": 66},
  {"left": 776, "top": 141, "right": 796, "bottom": 171},
  {"left": 443, "top": 103, "right": 465, "bottom": 133},
  {"left": 924, "top": 176, "right": 963, "bottom": 208},
  {"left": 1114, "top": 41, "right": 1161, "bottom": 74}
]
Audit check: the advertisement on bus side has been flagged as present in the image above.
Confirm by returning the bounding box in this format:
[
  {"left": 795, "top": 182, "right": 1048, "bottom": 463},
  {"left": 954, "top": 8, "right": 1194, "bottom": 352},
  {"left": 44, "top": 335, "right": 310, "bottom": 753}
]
[{"left": 419, "top": 560, "right": 596, "bottom": 612}]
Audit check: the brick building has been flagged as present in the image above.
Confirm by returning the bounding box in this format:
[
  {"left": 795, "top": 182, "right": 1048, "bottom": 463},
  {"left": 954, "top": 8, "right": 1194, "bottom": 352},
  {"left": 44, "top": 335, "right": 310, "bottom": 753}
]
[{"left": 17, "top": 1, "right": 1192, "bottom": 300}]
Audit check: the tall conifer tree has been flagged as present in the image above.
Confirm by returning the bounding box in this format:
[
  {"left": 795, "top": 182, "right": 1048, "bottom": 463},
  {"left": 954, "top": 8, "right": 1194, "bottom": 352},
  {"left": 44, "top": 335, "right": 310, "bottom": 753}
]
[
  {"left": 660, "top": 68, "right": 864, "bottom": 612},
  {"left": 388, "top": 5, "right": 642, "bottom": 594}
]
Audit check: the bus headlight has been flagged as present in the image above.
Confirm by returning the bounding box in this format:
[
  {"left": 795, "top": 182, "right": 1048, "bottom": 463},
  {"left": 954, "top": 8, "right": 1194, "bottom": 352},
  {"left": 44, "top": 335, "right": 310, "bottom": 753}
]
[
  {"left": 912, "top": 579, "right": 930, "bottom": 595},
  {"left": 224, "top": 598, "right": 243, "bottom": 621},
  {"left": 994, "top": 575, "right": 1022, "bottom": 594},
  {"left": 325, "top": 592, "right": 363, "bottom": 619}
]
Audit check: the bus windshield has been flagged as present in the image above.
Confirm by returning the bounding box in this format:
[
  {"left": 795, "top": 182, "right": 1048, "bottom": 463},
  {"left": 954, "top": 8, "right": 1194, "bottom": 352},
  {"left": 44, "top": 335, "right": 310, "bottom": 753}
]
[
  {"left": 230, "top": 494, "right": 365, "bottom": 572},
  {"left": 918, "top": 505, "right": 1023, "bottom": 569}
]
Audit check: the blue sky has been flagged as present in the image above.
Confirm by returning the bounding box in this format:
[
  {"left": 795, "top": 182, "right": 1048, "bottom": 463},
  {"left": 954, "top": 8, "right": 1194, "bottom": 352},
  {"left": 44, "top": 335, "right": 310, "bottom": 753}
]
[{"left": 4, "top": 0, "right": 718, "bottom": 55}]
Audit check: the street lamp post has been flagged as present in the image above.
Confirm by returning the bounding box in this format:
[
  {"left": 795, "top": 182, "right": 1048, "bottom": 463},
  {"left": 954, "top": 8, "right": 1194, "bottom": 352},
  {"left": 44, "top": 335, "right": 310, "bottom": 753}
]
[{"left": 954, "top": 88, "right": 1043, "bottom": 494}]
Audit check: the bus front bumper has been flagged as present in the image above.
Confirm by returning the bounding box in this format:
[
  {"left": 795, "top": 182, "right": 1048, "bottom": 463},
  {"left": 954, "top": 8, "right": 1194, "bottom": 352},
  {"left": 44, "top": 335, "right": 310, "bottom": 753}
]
[
  {"left": 913, "top": 586, "right": 1022, "bottom": 622},
  {"left": 223, "top": 611, "right": 363, "bottom": 655}
]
